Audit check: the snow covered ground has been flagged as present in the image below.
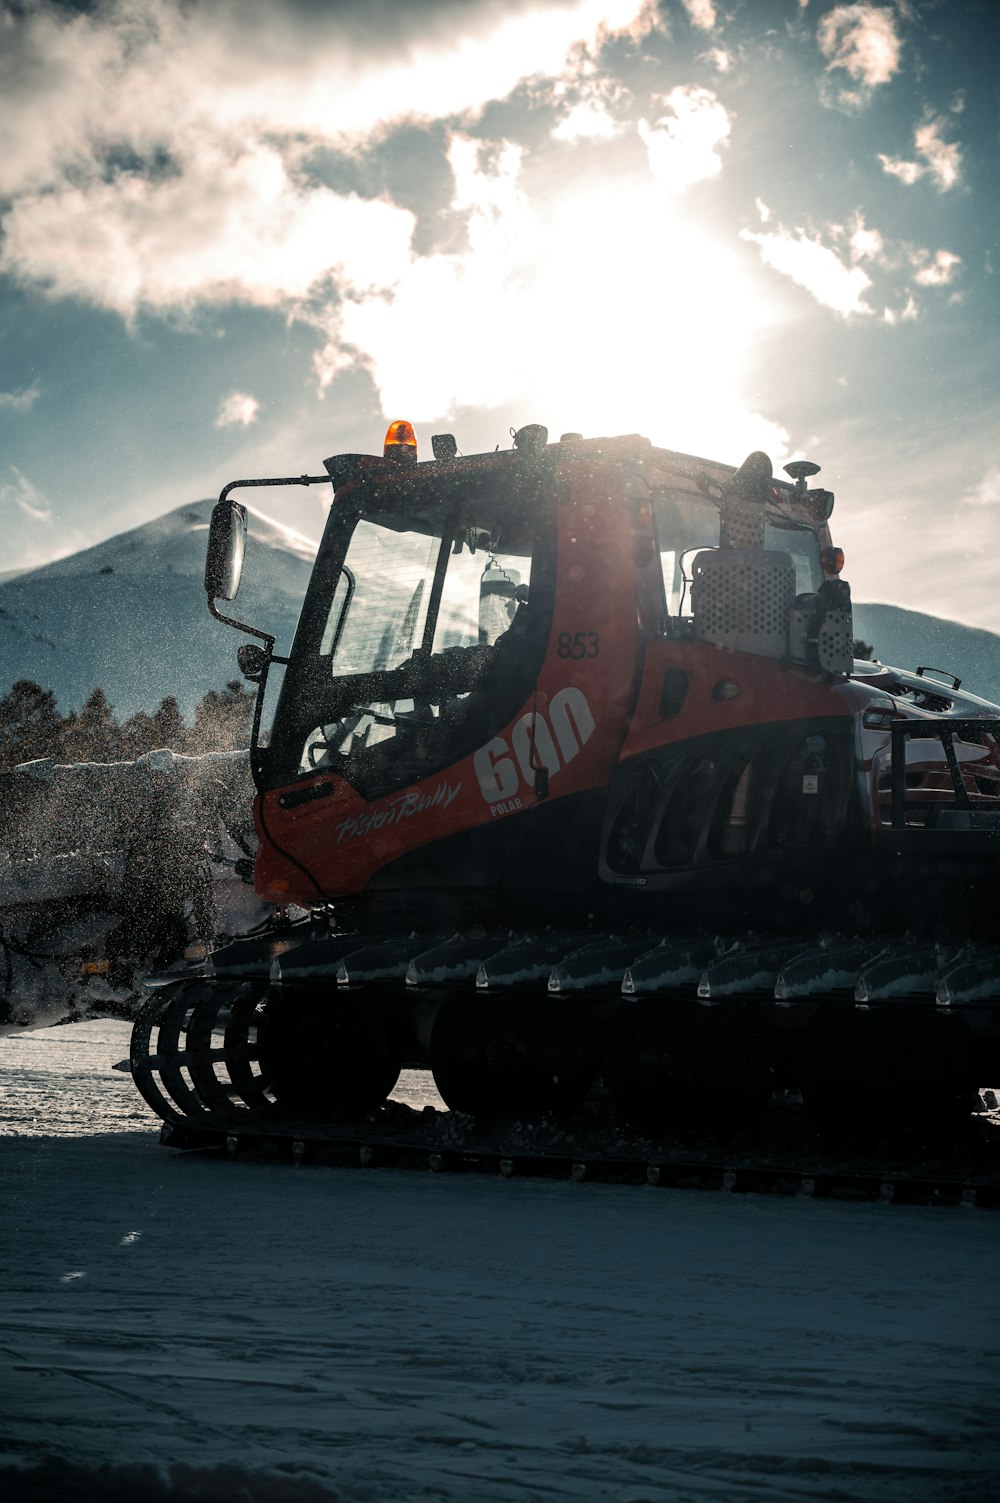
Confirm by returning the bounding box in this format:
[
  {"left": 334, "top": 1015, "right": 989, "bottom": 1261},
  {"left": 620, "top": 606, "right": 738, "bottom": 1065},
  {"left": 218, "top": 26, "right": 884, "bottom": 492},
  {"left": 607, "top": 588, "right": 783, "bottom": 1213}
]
[{"left": 1, "top": 1020, "right": 998, "bottom": 1503}]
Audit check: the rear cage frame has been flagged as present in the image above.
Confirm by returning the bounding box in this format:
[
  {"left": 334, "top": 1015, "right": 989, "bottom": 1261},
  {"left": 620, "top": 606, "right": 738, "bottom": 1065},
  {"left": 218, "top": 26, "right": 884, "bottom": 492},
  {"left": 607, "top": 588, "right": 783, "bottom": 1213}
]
[{"left": 887, "top": 718, "right": 1000, "bottom": 834}]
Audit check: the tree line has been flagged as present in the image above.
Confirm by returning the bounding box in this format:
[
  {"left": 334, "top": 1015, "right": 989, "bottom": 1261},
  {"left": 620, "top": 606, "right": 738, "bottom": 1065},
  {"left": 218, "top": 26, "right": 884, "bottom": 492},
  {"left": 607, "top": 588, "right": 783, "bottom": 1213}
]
[{"left": 0, "top": 679, "right": 256, "bottom": 769}]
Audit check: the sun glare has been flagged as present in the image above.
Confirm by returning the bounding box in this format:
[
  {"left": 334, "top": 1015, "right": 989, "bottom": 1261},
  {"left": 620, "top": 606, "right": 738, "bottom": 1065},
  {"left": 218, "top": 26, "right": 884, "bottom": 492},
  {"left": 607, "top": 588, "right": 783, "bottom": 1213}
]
[
  {"left": 338, "top": 164, "right": 788, "bottom": 470},
  {"left": 522, "top": 182, "right": 787, "bottom": 461}
]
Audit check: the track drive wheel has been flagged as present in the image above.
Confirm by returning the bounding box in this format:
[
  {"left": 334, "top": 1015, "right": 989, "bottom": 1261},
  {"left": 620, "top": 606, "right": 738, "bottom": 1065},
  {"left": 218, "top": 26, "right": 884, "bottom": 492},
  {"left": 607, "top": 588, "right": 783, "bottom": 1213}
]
[
  {"left": 603, "top": 999, "right": 772, "bottom": 1137},
  {"left": 262, "top": 986, "right": 403, "bottom": 1121},
  {"left": 798, "top": 1006, "right": 973, "bottom": 1140},
  {"left": 430, "top": 995, "right": 593, "bottom": 1119}
]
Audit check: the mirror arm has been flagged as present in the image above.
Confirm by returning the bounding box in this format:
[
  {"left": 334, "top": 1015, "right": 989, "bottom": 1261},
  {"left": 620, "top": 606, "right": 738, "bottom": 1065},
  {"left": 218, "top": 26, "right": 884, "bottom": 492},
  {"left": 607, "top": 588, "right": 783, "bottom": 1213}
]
[
  {"left": 218, "top": 473, "right": 330, "bottom": 504},
  {"left": 207, "top": 595, "right": 276, "bottom": 649},
  {"left": 248, "top": 664, "right": 270, "bottom": 792}
]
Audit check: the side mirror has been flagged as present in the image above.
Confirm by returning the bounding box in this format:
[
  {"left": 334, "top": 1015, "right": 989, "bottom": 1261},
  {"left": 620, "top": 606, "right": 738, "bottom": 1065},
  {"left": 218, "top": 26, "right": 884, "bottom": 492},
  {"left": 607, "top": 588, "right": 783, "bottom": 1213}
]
[
  {"left": 205, "top": 500, "right": 248, "bottom": 601},
  {"left": 237, "top": 641, "right": 268, "bottom": 682}
]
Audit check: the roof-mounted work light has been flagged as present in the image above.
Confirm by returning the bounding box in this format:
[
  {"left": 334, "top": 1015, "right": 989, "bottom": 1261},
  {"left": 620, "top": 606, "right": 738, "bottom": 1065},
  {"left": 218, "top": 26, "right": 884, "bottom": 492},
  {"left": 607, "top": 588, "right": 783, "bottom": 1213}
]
[
  {"left": 384, "top": 419, "right": 418, "bottom": 463},
  {"left": 513, "top": 424, "right": 548, "bottom": 455}
]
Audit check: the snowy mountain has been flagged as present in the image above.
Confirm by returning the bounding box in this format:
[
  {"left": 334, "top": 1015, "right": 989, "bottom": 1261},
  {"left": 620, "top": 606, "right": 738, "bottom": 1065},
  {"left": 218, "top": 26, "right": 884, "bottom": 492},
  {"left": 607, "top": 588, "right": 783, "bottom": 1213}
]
[
  {"left": 852, "top": 603, "right": 1000, "bottom": 703},
  {"left": 0, "top": 500, "right": 317, "bottom": 718}
]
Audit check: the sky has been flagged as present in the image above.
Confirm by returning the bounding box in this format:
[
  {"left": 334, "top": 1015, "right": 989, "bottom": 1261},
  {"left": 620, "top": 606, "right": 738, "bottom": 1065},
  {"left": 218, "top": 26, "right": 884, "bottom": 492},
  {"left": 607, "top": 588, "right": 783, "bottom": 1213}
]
[{"left": 0, "top": 0, "right": 998, "bottom": 628}]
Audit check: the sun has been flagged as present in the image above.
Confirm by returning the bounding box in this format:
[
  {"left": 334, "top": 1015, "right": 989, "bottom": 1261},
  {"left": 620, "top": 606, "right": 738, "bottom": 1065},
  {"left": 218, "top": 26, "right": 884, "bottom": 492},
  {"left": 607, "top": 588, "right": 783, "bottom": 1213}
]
[
  {"left": 340, "top": 159, "right": 788, "bottom": 469},
  {"left": 519, "top": 179, "right": 789, "bottom": 463}
]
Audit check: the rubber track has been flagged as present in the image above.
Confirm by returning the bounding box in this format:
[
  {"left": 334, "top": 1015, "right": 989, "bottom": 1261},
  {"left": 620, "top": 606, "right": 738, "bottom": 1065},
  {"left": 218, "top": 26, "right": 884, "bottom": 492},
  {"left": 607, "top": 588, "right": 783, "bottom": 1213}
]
[
  {"left": 155, "top": 1117, "right": 1000, "bottom": 1209},
  {"left": 132, "top": 991, "right": 998, "bottom": 1214},
  {"left": 131, "top": 976, "right": 1000, "bottom": 1210}
]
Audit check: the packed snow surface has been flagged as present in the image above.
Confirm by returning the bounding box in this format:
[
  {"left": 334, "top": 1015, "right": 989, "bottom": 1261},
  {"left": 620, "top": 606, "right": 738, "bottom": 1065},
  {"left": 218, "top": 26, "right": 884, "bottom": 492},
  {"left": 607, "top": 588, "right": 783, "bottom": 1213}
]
[{"left": 1, "top": 1020, "right": 998, "bottom": 1503}]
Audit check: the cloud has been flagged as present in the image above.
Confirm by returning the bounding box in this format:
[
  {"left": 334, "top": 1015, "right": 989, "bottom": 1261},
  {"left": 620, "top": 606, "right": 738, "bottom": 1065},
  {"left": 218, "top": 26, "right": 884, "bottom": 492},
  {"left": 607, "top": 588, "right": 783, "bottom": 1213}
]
[
  {"left": 638, "top": 86, "right": 731, "bottom": 193},
  {"left": 960, "top": 465, "right": 1000, "bottom": 509},
  {"left": 1, "top": 143, "right": 417, "bottom": 319},
  {"left": 878, "top": 115, "right": 962, "bottom": 192},
  {"left": 0, "top": 1, "right": 658, "bottom": 195},
  {"left": 879, "top": 155, "right": 922, "bottom": 186},
  {"left": 0, "top": 465, "right": 52, "bottom": 524},
  {"left": 817, "top": 3, "right": 902, "bottom": 110},
  {"left": 701, "top": 47, "right": 733, "bottom": 72},
  {"left": 848, "top": 211, "right": 884, "bottom": 264},
  {"left": 551, "top": 98, "right": 622, "bottom": 141},
  {"left": 912, "top": 249, "right": 961, "bottom": 287},
  {"left": 882, "top": 292, "right": 918, "bottom": 324},
  {"left": 215, "top": 392, "right": 261, "bottom": 428},
  {"left": 741, "top": 223, "right": 874, "bottom": 317},
  {"left": 0, "top": 382, "right": 41, "bottom": 413},
  {"left": 0, "top": 2, "right": 787, "bottom": 495},
  {"left": 678, "top": 0, "right": 717, "bottom": 29},
  {"left": 550, "top": 50, "right": 625, "bottom": 142},
  {"left": 0, "top": 0, "right": 656, "bottom": 318},
  {"left": 314, "top": 130, "right": 788, "bottom": 464}
]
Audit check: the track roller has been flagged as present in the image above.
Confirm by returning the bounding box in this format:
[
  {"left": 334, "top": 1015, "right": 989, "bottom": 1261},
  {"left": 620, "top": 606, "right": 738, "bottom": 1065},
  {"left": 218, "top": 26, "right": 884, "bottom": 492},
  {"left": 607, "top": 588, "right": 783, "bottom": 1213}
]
[
  {"left": 263, "top": 984, "right": 403, "bottom": 1120},
  {"left": 603, "top": 998, "right": 772, "bottom": 1136},
  {"left": 430, "top": 995, "right": 593, "bottom": 1118},
  {"left": 797, "top": 1005, "right": 974, "bottom": 1139}
]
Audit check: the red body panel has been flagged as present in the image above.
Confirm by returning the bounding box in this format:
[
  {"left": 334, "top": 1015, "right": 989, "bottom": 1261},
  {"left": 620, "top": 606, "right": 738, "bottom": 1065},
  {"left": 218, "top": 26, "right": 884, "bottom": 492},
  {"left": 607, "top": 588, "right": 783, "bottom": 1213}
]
[{"left": 620, "top": 638, "right": 855, "bottom": 767}]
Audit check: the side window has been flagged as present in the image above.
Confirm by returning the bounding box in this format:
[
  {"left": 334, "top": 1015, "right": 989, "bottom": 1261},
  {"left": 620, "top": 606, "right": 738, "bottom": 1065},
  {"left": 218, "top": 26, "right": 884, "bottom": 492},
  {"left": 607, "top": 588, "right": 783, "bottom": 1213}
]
[
  {"left": 652, "top": 491, "right": 720, "bottom": 618},
  {"left": 764, "top": 521, "right": 822, "bottom": 595}
]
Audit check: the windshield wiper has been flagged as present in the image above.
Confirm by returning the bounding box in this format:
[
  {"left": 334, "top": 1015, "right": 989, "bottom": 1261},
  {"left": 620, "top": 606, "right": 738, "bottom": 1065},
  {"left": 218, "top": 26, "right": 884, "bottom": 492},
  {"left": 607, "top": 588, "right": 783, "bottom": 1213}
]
[{"left": 347, "top": 705, "right": 438, "bottom": 727}]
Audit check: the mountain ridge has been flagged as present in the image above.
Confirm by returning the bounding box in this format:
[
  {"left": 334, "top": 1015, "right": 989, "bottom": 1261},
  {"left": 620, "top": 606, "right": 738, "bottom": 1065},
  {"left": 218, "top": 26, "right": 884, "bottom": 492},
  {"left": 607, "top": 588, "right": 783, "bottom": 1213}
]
[{"left": 0, "top": 500, "right": 316, "bottom": 718}]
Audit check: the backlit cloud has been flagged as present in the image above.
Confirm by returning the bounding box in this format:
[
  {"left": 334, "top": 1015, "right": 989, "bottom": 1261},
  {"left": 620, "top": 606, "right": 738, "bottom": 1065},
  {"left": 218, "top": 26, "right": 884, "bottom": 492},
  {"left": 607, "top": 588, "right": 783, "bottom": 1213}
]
[
  {"left": 1, "top": 150, "right": 415, "bottom": 319},
  {"left": 551, "top": 98, "right": 623, "bottom": 141},
  {"left": 701, "top": 47, "right": 733, "bottom": 73},
  {"left": 678, "top": 0, "right": 717, "bottom": 29},
  {"left": 215, "top": 392, "right": 261, "bottom": 429},
  {"left": 848, "top": 211, "right": 884, "bottom": 264},
  {"left": 315, "top": 129, "right": 787, "bottom": 463},
  {"left": 0, "top": 382, "right": 41, "bottom": 413},
  {"left": 0, "top": 0, "right": 656, "bottom": 318},
  {"left": 960, "top": 465, "right": 1000, "bottom": 510},
  {"left": 879, "top": 115, "right": 963, "bottom": 192},
  {"left": 882, "top": 292, "right": 918, "bottom": 324},
  {"left": 741, "top": 222, "right": 874, "bottom": 318},
  {"left": 639, "top": 86, "right": 732, "bottom": 193},
  {"left": 818, "top": 3, "right": 902, "bottom": 110},
  {"left": 912, "top": 249, "right": 961, "bottom": 287},
  {"left": 1, "top": 465, "right": 52, "bottom": 524}
]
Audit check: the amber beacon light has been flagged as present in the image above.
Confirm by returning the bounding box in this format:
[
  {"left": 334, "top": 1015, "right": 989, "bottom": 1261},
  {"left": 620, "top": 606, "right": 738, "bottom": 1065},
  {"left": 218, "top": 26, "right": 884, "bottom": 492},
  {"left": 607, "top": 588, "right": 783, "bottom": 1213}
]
[{"left": 384, "top": 419, "right": 418, "bottom": 462}]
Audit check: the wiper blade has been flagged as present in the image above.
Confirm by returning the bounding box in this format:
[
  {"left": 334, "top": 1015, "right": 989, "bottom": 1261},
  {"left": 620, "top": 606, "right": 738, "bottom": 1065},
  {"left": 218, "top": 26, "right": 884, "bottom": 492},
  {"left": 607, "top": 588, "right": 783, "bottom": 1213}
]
[{"left": 347, "top": 705, "right": 437, "bottom": 727}]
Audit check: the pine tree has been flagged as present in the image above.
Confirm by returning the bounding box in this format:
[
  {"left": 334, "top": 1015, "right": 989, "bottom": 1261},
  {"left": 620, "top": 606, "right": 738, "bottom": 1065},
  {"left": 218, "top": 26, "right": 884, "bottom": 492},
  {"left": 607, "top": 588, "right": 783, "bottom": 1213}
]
[
  {"left": 150, "top": 695, "right": 187, "bottom": 751},
  {"left": 61, "top": 688, "right": 122, "bottom": 763},
  {"left": 0, "top": 680, "right": 64, "bottom": 768},
  {"left": 189, "top": 679, "right": 255, "bottom": 754},
  {"left": 120, "top": 709, "right": 157, "bottom": 760}
]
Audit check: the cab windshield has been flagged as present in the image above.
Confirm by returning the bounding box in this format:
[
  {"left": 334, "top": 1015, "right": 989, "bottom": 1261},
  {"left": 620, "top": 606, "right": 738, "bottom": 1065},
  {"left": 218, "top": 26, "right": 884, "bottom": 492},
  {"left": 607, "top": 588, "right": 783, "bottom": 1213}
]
[{"left": 267, "top": 463, "right": 555, "bottom": 797}]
